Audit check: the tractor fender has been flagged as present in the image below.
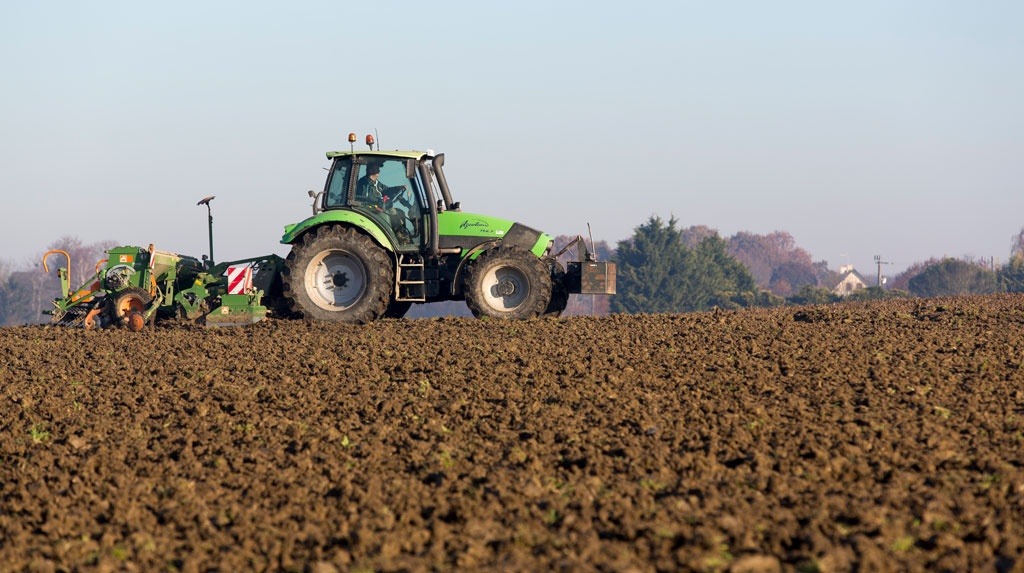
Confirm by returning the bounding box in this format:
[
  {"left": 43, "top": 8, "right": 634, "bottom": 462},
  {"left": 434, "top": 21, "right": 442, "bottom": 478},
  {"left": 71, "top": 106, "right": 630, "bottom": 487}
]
[
  {"left": 281, "top": 211, "right": 394, "bottom": 252},
  {"left": 450, "top": 239, "right": 502, "bottom": 297}
]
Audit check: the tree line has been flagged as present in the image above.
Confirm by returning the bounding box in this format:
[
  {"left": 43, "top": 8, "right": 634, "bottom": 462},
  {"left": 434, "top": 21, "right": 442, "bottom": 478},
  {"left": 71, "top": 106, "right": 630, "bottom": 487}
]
[
  {"left": 3, "top": 223, "right": 1024, "bottom": 325},
  {"left": 606, "top": 217, "right": 1024, "bottom": 315}
]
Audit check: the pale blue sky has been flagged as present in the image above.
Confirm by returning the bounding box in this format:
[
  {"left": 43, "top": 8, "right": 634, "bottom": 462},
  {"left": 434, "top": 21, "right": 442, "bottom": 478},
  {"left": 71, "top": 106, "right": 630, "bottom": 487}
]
[{"left": 2, "top": 1, "right": 1021, "bottom": 277}]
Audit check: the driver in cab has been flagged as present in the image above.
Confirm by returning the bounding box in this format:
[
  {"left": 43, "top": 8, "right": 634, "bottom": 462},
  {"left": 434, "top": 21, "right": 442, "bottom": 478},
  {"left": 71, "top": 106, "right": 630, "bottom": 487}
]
[
  {"left": 355, "top": 164, "right": 412, "bottom": 241},
  {"left": 356, "top": 164, "right": 404, "bottom": 209}
]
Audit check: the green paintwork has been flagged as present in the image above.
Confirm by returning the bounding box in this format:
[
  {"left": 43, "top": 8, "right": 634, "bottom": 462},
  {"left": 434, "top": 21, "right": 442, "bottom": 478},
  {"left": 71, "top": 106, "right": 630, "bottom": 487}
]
[
  {"left": 205, "top": 293, "right": 267, "bottom": 327},
  {"left": 437, "top": 211, "right": 512, "bottom": 240},
  {"left": 101, "top": 246, "right": 203, "bottom": 312},
  {"left": 534, "top": 233, "right": 555, "bottom": 257},
  {"left": 281, "top": 210, "right": 393, "bottom": 250},
  {"left": 283, "top": 209, "right": 551, "bottom": 258},
  {"left": 174, "top": 284, "right": 211, "bottom": 320},
  {"left": 438, "top": 211, "right": 552, "bottom": 258}
]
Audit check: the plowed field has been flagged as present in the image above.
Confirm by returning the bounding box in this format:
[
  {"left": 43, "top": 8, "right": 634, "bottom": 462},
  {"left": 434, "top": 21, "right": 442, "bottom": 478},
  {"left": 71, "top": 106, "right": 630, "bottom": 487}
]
[{"left": 2, "top": 294, "right": 1023, "bottom": 572}]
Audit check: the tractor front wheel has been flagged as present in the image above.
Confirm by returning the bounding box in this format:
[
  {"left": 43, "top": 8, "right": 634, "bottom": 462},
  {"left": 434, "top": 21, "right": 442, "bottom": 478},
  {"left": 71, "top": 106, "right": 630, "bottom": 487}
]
[
  {"left": 282, "top": 225, "right": 393, "bottom": 324},
  {"left": 464, "top": 246, "right": 552, "bottom": 320}
]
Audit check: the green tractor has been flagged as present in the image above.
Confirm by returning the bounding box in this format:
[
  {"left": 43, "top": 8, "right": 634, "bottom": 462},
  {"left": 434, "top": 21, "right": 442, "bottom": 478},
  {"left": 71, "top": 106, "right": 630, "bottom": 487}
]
[{"left": 278, "top": 134, "right": 615, "bottom": 323}]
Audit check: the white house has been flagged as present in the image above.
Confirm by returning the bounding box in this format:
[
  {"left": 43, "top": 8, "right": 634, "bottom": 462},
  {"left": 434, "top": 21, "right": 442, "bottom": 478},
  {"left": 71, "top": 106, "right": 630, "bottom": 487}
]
[{"left": 833, "top": 265, "right": 869, "bottom": 297}]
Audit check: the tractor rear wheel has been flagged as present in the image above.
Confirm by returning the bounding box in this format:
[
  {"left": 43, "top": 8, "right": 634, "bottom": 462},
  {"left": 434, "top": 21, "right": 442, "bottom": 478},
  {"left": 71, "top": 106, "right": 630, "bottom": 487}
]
[
  {"left": 108, "top": 287, "right": 152, "bottom": 331},
  {"left": 464, "top": 246, "right": 552, "bottom": 320},
  {"left": 282, "top": 225, "right": 393, "bottom": 324}
]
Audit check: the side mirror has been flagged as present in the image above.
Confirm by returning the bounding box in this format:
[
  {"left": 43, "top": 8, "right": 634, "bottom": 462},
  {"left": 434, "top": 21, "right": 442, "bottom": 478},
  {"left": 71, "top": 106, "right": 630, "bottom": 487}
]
[{"left": 309, "top": 190, "right": 324, "bottom": 215}]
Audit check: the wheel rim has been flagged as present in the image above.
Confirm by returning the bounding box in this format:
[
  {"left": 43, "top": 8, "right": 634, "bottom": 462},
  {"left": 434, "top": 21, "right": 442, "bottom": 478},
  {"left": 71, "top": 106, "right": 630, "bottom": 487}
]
[
  {"left": 305, "top": 250, "right": 367, "bottom": 311},
  {"left": 116, "top": 294, "right": 147, "bottom": 318},
  {"left": 481, "top": 265, "right": 530, "bottom": 311}
]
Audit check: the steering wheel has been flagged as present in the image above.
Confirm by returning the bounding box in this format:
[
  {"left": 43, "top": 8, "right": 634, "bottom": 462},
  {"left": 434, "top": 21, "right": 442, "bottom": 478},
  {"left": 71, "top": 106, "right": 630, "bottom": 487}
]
[{"left": 384, "top": 185, "right": 410, "bottom": 209}]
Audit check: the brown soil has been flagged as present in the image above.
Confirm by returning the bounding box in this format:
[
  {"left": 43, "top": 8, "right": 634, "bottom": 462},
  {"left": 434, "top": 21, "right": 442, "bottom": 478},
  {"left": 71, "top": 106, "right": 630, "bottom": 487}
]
[{"left": 2, "top": 294, "right": 1023, "bottom": 572}]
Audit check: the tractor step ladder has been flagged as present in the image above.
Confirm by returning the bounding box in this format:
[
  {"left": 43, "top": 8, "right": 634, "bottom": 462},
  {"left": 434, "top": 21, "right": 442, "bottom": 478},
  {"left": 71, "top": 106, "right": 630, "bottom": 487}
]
[{"left": 396, "top": 253, "right": 426, "bottom": 302}]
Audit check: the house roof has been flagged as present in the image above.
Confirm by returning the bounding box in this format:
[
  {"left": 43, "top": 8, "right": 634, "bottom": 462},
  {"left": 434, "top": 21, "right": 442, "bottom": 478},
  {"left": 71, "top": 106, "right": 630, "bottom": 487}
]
[
  {"left": 832, "top": 268, "right": 870, "bottom": 294},
  {"left": 838, "top": 269, "right": 868, "bottom": 285}
]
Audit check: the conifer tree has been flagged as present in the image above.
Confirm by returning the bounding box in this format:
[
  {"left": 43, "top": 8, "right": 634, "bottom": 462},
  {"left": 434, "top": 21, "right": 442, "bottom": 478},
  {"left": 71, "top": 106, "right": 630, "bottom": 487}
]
[{"left": 611, "top": 216, "right": 759, "bottom": 313}]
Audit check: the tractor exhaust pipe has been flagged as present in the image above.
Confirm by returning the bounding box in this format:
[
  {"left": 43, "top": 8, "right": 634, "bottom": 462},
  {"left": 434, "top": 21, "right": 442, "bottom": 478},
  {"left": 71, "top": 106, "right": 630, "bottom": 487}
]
[
  {"left": 431, "top": 154, "right": 456, "bottom": 210},
  {"left": 197, "top": 195, "right": 216, "bottom": 267}
]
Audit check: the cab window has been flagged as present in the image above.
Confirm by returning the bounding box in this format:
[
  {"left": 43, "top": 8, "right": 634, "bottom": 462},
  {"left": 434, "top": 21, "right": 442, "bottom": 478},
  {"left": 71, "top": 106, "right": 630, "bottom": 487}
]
[{"left": 324, "top": 159, "right": 351, "bottom": 208}]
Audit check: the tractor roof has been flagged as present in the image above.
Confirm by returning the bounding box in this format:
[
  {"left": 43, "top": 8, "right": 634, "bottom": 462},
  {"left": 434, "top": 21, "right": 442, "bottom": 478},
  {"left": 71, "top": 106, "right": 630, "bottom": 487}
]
[{"left": 325, "top": 150, "right": 427, "bottom": 160}]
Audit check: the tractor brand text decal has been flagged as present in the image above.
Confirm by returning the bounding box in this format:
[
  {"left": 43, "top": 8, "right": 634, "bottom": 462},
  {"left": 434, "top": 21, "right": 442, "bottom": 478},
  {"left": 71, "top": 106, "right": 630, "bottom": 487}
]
[{"left": 459, "top": 219, "right": 490, "bottom": 231}]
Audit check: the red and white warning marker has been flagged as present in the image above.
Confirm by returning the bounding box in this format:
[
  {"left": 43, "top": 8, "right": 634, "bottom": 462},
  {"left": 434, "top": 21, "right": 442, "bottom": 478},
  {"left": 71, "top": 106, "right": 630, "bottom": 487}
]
[{"left": 226, "top": 265, "right": 253, "bottom": 295}]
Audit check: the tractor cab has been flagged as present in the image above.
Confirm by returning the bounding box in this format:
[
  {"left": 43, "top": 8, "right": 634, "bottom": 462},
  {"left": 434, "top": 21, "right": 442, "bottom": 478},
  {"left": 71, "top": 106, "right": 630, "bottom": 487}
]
[{"left": 322, "top": 151, "right": 431, "bottom": 252}]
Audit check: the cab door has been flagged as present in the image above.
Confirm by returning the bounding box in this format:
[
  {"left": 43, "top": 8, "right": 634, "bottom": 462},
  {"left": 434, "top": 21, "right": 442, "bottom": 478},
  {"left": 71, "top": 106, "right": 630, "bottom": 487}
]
[{"left": 326, "top": 156, "right": 429, "bottom": 252}]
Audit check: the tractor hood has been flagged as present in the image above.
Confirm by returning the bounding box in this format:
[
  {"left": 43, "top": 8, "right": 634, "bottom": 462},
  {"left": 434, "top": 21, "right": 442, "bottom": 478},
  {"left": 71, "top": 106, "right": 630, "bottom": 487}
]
[{"left": 438, "top": 211, "right": 552, "bottom": 257}]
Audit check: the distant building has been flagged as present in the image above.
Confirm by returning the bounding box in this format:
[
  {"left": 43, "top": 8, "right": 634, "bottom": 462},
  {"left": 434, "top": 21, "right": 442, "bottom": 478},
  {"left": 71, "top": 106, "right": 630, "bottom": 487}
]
[{"left": 833, "top": 265, "right": 869, "bottom": 297}]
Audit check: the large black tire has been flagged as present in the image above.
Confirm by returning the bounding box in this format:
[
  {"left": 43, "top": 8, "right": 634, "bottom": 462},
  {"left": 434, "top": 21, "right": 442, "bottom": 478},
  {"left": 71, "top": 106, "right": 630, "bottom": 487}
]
[
  {"left": 282, "top": 225, "right": 393, "bottom": 324},
  {"left": 544, "top": 260, "right": 570, "bottom": 317},
  {"left": 464, "top": 246, "right": 552, "bottom": 320}
]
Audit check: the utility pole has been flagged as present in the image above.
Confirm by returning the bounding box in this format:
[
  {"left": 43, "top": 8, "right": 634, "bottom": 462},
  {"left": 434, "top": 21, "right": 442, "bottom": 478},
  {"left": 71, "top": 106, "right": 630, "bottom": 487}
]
[{"left": 874, "top": 255, "right": 891, "bottom": 287}]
